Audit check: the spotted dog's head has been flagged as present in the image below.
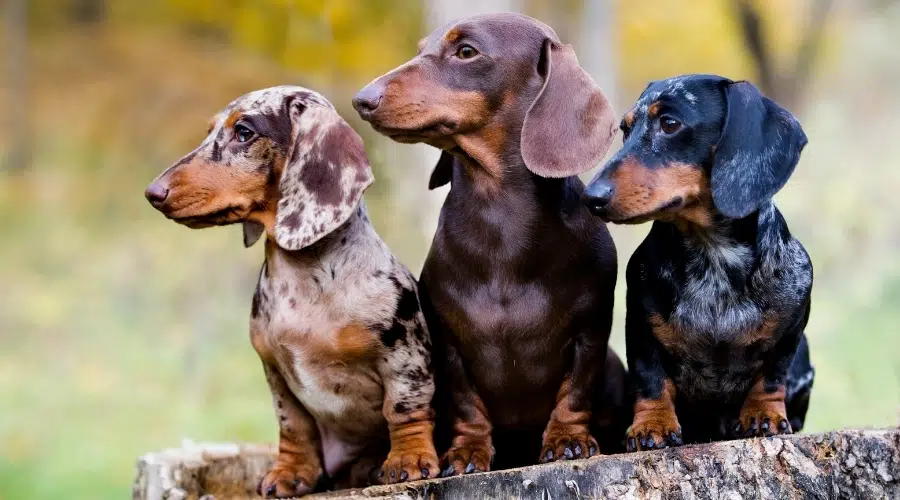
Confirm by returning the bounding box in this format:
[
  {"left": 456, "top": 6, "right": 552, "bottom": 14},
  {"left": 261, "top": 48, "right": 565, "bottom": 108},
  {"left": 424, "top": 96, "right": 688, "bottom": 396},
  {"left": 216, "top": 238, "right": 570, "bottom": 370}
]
[
  {"left": 145, "top": 86, "right": 373, "bottom": 250},
  {"left": 352, "top": 12, "right": 616, "bottom": 188},
  {"left": 583, "top": 75, "right": 807, "bottom": 226}
]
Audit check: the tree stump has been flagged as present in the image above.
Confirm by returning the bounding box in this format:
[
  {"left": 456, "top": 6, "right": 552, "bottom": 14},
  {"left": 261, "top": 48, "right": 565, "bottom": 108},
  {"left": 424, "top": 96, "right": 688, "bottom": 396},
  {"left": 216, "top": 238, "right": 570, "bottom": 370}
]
[{"left": 133, "top": 429, "right": 900, "bottom": 499}]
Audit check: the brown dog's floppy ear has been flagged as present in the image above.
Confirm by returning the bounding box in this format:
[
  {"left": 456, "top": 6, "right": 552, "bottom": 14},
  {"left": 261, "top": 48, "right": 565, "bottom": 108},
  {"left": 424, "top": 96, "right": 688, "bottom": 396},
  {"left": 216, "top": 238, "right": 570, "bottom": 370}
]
[
  {"left": 275, "top": 99, "right": 374, "bottom": 250},
  {"left": 428, "top": 151, "right": 455, "bottom": 190},
  {"left": 521, "top": 40, "right": 617, "bottom": 178}
]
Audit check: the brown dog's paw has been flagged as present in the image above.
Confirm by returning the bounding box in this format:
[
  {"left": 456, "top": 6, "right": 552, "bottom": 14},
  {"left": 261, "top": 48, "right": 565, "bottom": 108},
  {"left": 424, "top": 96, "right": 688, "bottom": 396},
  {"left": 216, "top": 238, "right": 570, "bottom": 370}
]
[
  {"left": 439, "top": 440, "right": 493, "bottom": 477},
  {"left": 731, "top": 405, "right": 791, "bottom": 438},
  {"left": 257, "top": 464, "right": 319, "bottom": 498},
  {"left": 626, "top": 411, "right": 683, "bottom": 452},
  {"left": 378, "top": 447, "right": 440, "bottom": 484},
  {"left": 539, "top": 429, "right": 599, "bottom": 463}
]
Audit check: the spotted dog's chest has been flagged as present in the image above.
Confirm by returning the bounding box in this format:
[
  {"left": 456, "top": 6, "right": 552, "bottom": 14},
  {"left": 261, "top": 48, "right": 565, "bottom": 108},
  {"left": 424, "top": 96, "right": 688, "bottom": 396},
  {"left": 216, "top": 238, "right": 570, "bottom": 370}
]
[{"left": 277, "top": 339, "right": 385, "bottom": 434}]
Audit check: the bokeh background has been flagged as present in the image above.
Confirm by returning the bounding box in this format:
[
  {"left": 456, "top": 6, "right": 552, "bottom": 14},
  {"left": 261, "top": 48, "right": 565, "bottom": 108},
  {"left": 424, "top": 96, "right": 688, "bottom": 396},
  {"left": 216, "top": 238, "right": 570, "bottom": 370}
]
[{"left": 1, "top": 0, "right": 898, "bottom": 498}]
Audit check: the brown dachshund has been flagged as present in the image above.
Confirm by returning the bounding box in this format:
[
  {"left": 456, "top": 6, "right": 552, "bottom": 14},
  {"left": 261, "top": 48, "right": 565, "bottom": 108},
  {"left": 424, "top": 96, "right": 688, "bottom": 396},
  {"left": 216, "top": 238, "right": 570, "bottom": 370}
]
[
  {"left": 353, "top": 13, "right": 631, "bottom": 474},
  {"left": 145, "top": 86, "right": 439, "bottom": 497}
]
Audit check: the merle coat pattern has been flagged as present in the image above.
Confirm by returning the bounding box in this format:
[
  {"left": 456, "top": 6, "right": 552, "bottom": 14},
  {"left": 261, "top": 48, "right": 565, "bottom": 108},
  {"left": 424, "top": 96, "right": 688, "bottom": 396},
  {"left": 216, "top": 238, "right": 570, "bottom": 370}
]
[
  {"left": 145, "top": 86, "right": 439, "bottom": 497},
  {"left": 583, "top": 75, "right": 815, "bottom": 448}
]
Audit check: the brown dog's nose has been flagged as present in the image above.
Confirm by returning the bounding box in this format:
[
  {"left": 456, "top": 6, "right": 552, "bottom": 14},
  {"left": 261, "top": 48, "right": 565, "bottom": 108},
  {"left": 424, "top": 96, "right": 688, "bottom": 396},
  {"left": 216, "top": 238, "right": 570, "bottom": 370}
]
[
  {"left": 145, "top": 182, "right": 169, "bottom": 208},
  {"left": 352, "top": 83, "right": 383, "bottom": 119}
]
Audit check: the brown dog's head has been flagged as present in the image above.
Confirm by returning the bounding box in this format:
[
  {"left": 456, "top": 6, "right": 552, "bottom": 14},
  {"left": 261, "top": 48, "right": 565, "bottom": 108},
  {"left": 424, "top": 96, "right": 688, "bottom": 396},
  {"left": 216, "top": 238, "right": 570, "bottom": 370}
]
[
  {"left": 145, "top": 86, "right": 373, "bottom": 250},
  {"left": 352, "top": 12, "right": 616, "bottom": 188}
]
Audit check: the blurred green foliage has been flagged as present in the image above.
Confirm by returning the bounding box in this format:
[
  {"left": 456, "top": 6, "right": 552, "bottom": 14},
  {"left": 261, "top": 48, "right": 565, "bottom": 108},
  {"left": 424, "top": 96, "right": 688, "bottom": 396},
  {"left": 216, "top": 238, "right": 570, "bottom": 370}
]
[{"left": 1, "top": 1, "right": 898, "bottom": 499}]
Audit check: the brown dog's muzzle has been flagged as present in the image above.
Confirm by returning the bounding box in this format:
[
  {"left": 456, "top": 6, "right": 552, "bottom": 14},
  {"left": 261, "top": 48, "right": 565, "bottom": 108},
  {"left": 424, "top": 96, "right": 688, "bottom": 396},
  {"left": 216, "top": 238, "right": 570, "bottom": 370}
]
[{"left": 353, "top": 62, "right": 488, "bottom": 146}]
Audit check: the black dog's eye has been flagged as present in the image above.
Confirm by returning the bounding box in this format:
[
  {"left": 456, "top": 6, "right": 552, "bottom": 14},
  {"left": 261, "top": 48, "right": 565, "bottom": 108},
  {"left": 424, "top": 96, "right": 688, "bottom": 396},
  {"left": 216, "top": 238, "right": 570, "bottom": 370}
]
[
  {"left": 234, "top": 124, "right": 255, "bottom": 143},
  {"left": 660, "top": 116, "right": 682, "bottom": 135},
  {"left": 456, "top": 45, "right": 478, "bottom": 60}
]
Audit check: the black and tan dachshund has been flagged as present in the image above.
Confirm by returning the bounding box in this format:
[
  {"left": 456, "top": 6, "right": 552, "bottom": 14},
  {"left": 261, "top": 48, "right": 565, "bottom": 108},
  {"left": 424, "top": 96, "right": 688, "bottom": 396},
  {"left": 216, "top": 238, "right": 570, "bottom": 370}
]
[
  {"left": 583, "top": 75, "right": 815, "bottom": 450},
  {"left": 353, "top": 13, "right": 631, "bottom": 472}
]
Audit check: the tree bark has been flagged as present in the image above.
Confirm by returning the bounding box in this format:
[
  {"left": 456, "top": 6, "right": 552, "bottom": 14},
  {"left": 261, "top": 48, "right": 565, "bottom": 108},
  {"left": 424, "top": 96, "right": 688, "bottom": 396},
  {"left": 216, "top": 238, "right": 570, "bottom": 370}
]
[{"left": 133, "top": 429, "right": 900, "bottom": 499}]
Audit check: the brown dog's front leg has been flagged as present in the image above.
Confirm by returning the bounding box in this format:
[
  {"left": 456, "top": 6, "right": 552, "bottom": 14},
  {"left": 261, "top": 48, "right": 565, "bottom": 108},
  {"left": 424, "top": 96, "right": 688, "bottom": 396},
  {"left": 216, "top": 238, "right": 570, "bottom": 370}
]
[
  {"left": 257, "top": 362, "right": 323, "bottom": 499},
  {"left": 442, "top": 392, "right": 493, "bottom": 476},
  {"left": 540, "top": 375, "right": 599, "bottom": 462},
  {"left": 440, "top": 343, "right": 493, "bottom": 476}
]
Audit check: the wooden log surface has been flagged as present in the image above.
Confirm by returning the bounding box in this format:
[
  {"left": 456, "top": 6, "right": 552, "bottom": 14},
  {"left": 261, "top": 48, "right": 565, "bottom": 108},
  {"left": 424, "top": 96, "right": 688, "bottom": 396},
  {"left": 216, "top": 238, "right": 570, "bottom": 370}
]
[{"left": 133, "top": 428, "right": 900, "bottom": 500}]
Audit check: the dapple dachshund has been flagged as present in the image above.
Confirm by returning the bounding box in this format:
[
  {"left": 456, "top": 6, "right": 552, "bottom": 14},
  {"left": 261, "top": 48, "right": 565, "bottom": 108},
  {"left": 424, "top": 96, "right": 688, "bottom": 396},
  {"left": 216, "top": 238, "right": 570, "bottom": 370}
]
[
  {"left": 583, "top": 75, "right": 815, "bottom": 450},
  {"left": 145, "top": 86, "right": 439, "bottom": 496},
  {"left": 353, "top": 13, "right": 631, "bottom": 473}
]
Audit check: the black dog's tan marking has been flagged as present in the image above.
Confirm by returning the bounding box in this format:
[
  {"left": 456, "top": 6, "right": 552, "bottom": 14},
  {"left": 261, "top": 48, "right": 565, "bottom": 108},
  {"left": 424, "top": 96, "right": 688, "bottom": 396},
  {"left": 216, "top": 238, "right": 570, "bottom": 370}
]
[
  {"left": 354, "top": 13, "right": 631, "bottom": 473},
  {"left": 145, "top": 86, "right": 439, "bottom": 497},
  {"left": 584, "top": 75, "right": 815, "bottom": 449}
]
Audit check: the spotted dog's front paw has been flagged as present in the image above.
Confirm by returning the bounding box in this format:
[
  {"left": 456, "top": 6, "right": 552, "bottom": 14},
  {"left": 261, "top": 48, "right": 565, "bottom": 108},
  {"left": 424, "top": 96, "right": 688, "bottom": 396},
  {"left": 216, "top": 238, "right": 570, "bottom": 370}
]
[
  {"left": 379, "top": 447, "right": 440, "bottom": 484},
  {"left": 439, "top": 439, "right": 493, "bottom": 477},
  {"left": 257, "top": 463, "right": 320, "bottom": 498}
]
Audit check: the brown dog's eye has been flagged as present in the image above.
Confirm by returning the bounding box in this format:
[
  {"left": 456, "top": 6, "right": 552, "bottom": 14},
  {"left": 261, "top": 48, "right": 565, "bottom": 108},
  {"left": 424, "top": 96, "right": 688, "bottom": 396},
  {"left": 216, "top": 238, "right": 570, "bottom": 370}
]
[
  {"left": 234, "top": 124, "right": 255, "bottom": 143},
  {"left": 660, "top": 117, "right": 682, "bottom": 135},
  {"left": 456, "top": 45, "right": 478, "bottom": 60}
]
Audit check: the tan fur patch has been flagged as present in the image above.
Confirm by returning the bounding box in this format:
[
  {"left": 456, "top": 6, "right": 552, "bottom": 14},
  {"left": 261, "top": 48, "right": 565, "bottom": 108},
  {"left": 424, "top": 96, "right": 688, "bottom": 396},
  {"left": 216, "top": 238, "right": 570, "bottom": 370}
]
[
  {"left": 650, "top": 311, "right": 781, "bottom": 350},
  {"left": 649, "top": 313, "right": 680, "bottom": 351},
  {"left": 608, "top": 157, "right": 713, "bottom": 228},
  {"left": 444, "top": 27, "right": 462, "bottom": 43},
  {"left": 540, "top": 375, "right": 599, "bottom": 458},
  {"left": 629, "top": 378, "right": 680, "bottom": 447},
  {"left": 224, "top": 109, "right": 242, "bottom": 129},
  {"left": 647, "top": 101, "right": 662, "bottom": 118},
  {"left": 623, "top": 111, "right": 636, "bottom": 129}
]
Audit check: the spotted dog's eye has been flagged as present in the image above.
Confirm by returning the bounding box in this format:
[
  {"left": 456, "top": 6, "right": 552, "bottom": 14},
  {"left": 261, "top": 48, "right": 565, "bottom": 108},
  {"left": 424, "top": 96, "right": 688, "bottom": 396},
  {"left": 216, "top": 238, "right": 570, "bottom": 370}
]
[
  {"left": 234, "top": 124, "right": 255, "bottom": 143},
  {"left": 456, "top": 45, "right": 478, "bottom": 60},
  {"left": 660, "top": 116, "right": 682, "bottom": 135}
]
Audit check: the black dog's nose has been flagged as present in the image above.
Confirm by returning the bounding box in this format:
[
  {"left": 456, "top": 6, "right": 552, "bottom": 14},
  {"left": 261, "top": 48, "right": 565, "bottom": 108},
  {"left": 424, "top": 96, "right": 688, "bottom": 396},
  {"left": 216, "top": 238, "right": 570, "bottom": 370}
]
[
  {"left": 583, "top": 180, "right": 615, "bottom": 216},
  {"left": 145, "top": 182, "right": 169, "bottom": 208},
  {"left": 352, "top": 83, "right": 384, "bottom": 118}
]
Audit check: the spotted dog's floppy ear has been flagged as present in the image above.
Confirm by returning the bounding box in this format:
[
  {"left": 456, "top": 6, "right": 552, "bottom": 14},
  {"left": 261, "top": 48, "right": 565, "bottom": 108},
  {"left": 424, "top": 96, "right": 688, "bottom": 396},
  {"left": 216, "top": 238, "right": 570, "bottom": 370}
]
[
  {"left": 275, "top": 98, "right": 374, "bottom": 250},
  {"left": 521, "top": 39, "right": 617, "bottom": 178},
  {"left": 428, "top": 151, "right": 455, "bottom": 190},
  {"left": 712, "top": 81, "right": 808, "bottom": 219}
]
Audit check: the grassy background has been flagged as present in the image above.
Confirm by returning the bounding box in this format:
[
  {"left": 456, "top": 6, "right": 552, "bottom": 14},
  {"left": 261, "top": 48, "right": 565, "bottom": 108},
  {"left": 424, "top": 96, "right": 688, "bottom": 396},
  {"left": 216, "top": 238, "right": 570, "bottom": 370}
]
[{"left": 1, "top": 1, "right": 899, "bottom": 499}]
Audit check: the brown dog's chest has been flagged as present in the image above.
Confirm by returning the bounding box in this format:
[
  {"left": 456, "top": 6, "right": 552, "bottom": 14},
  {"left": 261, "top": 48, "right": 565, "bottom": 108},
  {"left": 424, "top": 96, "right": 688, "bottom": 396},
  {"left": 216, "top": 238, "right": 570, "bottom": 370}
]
[{"left": 428, "top": 274, "right": 579, "bottom": 429}]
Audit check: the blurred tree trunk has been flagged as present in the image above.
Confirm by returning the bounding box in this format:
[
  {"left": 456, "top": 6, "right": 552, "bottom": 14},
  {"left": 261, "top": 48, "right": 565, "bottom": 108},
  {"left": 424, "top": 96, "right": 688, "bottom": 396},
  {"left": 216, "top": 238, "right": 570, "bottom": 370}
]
[
  {"left": 733, "top": 0, "right": 833, "bottom": 111},
  {"left": 5, "top": 0, "right": 30, "bottom": 172},
  {"left": 69, "top": 0, "right": 106, "bottom": 24}
]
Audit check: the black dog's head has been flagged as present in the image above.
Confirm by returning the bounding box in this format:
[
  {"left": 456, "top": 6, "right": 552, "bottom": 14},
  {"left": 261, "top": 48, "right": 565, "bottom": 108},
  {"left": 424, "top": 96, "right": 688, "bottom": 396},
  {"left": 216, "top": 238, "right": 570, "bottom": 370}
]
[{"left": 583, "top": 75, "right": 807, "bottom": 226}]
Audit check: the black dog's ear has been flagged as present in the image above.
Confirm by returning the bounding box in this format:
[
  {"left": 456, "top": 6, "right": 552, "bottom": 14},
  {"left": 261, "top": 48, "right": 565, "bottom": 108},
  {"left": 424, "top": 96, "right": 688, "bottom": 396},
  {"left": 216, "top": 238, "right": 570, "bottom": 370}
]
[
  {"left": 428, "top": 151, "right": 455, "bottom": 190},
  {"left": 712, "top": 81, "right": 808, "bottom": 219}
]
